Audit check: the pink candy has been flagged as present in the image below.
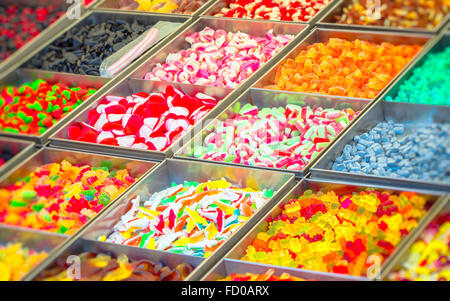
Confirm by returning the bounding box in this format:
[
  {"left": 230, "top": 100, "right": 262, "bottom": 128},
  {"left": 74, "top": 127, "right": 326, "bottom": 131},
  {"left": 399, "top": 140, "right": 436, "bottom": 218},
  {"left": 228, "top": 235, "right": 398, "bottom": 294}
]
[
  {"left": 144, "top": 27, "right": 294, "bottom": 88},
  {"left": 67, "top": 85, "right": 218, "bottom": 151}
]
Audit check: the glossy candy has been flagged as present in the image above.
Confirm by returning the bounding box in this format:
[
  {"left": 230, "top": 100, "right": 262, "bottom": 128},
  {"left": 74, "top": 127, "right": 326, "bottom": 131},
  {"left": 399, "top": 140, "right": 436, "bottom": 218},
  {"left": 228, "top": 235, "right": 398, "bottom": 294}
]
[
  {"left": 189, "top": 104, "right": 359, "bottom": 171},
  {"left": 0, "top": 79, "right": 97, "bottom": 135},
  {"left": 218, "top": 269, "right": 310, "bottom": 281},
  {"left": 0, "top": 243, "right": 48, "bottom": 281},
  {"left": 67, "top": 85, "right": 218, "bottom": 151},
  {"left": 102, "top": 180, "right": 274, "bottom": 257},
  {"left": 144, "top": 27, "right": 294, "bottom": 88},
  {"left": 0, "top": 160, "right": 136, "bottom": 235},
  {"left": 267, "top": 38, "right": 422, "bottom": 99},
  {"left": 118, "top": 0, "right": 207, "bottom": 14},
  {"left": 242, "top": 189, "right": 427, "bottom": 276}
]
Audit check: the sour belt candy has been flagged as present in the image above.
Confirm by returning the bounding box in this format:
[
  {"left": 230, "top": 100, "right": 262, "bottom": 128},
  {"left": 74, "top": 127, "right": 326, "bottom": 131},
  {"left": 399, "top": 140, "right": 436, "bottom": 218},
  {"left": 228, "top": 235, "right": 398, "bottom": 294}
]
[
  {"left": 0, "top": 79, "right": 97, "bottom": 135},
  {"left": 266, "top": 38, "right": 422, "bottom": 99},
  {"left": 144, "top": 27, "right": 294, "bottom": 88},
  {"left": 0, "top": 243, "right": 48, "bottom": 281},
  {"left": 332, "top": 121, "right": 450, "bottom": 183},
  {"left": 0, "top": 160, "right": 136, "bottom": 235},
  {"left": 189, "top": 104, "right": 359, "bottom": 171},
  {"left": 102, "top": 180, "right": 274, "bottom": 257},
  {"left": 218, "top": 269, "right": 310, "bottom": 281},
  {"left": 67, "top": 85, "right": 218, "bottom": 151},
  {"left": 242, "top": 189, "right": 427, "bottom": 276},
  {"left": 38, "top": 252, "right": 193, "bottom": 281}
]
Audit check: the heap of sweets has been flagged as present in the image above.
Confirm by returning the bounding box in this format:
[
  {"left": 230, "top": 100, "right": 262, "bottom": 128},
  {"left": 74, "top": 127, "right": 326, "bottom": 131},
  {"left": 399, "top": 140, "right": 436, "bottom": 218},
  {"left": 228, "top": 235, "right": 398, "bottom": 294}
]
[
  {"left": 0, "top": 160, "right": 136, "bottom": 235},
  {"left": 218, "top": 269, "right": 310, "bottom": 281},
  {"left": 0, "top": 243, "right": 48, "bottom": 281},
  {"left": 387, "top": 212, "right": 450, "bottom": 281},
  {"left": 25, "top": 19, "right": 151, "bottom": 76},
  {"left": 102, "top": 180, "right": 275, "bottom": 257},
  {"left": 214, "top": 0, "right": 333, "bottom": 22},
  {"left": 0, "top": 5, "right": 65, "bottom": 60},
  {"left": 118, "top": 0, "right": 207, "bottom": 14},
  {"left": 189, "top": 103, "right": 359, "bottom": 171},
  {"left": 38, "top": 252, "right": 193, "bottom": 281},
  {"left": 332, "top": 121, "right": 450, "bottom": 183},
  {"left": 144, "top": 27, "right": 294, "bottom": 88},
  {"left": 334, "top": 0, "right": 449, "bottom": 30},
  {"left": 267, "top": 38, "right": 422, "bottom": 99},
  {"left": 66, "top": 85, "right": 218, "bottom": 151},
  {"left": 385, "top": 46, "right": 450, "bottom": 106},
  {"left": 242, "top": 189, "right": 428, "bottom": 276},
  {"left": 0, "top": 79, "right": 97, "bottom": 135}
]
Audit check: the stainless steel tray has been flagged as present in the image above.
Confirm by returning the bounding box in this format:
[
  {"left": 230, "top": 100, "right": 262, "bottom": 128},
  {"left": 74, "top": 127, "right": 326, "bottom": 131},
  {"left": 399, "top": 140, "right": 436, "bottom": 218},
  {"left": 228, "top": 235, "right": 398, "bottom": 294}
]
[
  {"left": 253, "top": 27, "right": 433, "bottom": 101},
  {"left": 310, "top": 101, "right": 450, "bottom": 193},
  {"left": 49, "top": 78, "right": 233, "bottom": 161},
  {"left": 175, "top": 88, "right": 371, "bottom": 178},
  {"left": 218, "top": 178, "right": 447, "bottom": 281},
  {"left": 0, "top": 137, "right": 37, "bottom": 177},
  {"left": 62, "top": 158, "right": 296, "bottom": 280}
]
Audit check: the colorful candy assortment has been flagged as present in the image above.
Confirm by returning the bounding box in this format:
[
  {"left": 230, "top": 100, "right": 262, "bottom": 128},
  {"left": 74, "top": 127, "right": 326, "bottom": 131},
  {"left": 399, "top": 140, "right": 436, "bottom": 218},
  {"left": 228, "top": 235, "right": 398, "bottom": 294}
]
[
  {"left": 188, "top": 103, "right": 359, "bottom": 171},
  {"left": 0, "top": 243, "right": 48, "bottom": 281},
  {"left": 102, "top": 180, "right": 274, "bottom": 257},
  {"left": 0, "top": 79, "right": 97, "bottom": 135},
  {"left": 67, "top": 85, "right": 218, "bottom": 151},
  {"left": 213, "top": 0, "right": 333, "bottom": 22},
  {"left": 38, "top": 252, "right": 193, "bottom": 281},
  {"left": 117, "top": 0, "right": 207, "bottom": 14},
  {"left": 388, "top": 213, "right": 450, "bottom": 281},
  {"left": 385, "top": 46, "right": 450, "bottom": 106},
  {"left": 0, "top": 160, "right": 136, "bottom": 235},
  {"left": 144, "top": 27, "right": 294, "bottom": 88},
  {"left": 242, "top": 189, "right": 428, "bottom": 276},
  {"left": 266, "top": 38, "right": 422, "bottom": 99},
  {"left": 218, "top": 269, "right": 310, "bottom": 281}
]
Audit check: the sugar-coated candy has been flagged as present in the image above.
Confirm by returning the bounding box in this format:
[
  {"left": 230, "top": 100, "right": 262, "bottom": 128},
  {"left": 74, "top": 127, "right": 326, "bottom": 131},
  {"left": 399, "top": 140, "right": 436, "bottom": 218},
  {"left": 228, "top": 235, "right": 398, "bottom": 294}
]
[
  {"left": 267, "top": 38, "right": 422, "bottom": 99},
  {"left": 144, "top": 27, "right": 294, "bottom": 88},
  {"left": 334, "top": 0, "right": 449, "bottom": 30},
  {"left": 214, "top": 0, "right": 333, "bottom": 22},
  {"left": 37, "top": 252, "right": 193, "bottom": 281},
  {"left": 0, "top": 243, "right": 48, "bottom": 281},
  {"left": 332, "top": 121, "right": 450, "bottom": 183},
  {"left": 385, "top": 46, "right": 450, "bottom": 106},
  {"left": 0, "top": 79, "right": 97, "bottom": 135},
  {"left": 118, "top": 0, "right": 207, "bottom": 14},
  {"left": 189, "top": 104, "right": 359, "bottom": 171},
  {"left": 67, "top": 85, "right": 218, "bottom": 151},
  {"left": 102, "top": 180, "right": 274, "bottom": 257},
  {"left": 387, "top": 213, "right": 450, "bottom": 281},
  {"left": 0, "top": 160, "right": 136, "bottom": 235},
  {"left": 218, "top": 269, "right": 310, "bottom": 281},
  {"left": 242, "top": 189, "right": 427, "bottom": 276}
]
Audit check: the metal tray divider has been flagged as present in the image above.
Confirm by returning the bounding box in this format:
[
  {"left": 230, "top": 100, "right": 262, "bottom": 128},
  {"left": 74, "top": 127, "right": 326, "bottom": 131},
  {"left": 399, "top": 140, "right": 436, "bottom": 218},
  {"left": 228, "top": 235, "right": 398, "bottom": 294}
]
[{"left": 0, "top": 138, "right": 38, "bottom": 177}]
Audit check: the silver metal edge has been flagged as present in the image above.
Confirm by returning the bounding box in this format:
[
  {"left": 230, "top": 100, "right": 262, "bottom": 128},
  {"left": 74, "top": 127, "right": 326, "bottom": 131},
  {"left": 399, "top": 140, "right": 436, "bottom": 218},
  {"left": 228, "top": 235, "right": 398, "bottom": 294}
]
[{"left": 0, "top": 137, "right": 38, "bottom": 178}]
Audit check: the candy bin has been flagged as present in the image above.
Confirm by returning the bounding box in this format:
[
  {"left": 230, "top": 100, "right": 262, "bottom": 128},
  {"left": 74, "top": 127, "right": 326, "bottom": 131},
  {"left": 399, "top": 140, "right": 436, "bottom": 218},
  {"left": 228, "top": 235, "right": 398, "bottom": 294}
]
[
  {"left": 0, "top": 137, "right": 36, "bottom": 177},
  {"left": 220, "top": 178, "right": 447, "bottom": 280},
  {"left": 311, "top": 101, "right": 450, "bottom": 193},
  {"left": 0, "top": 147, "right": 157, "bottom": 236},
  {"left": 254, "top": 27, "right": 432, "bottom": 100},
  {"left": 176, "top": 88, "right": 370, "bottom": 177},
  {"left": 69, "top": 158, "right": 295, "bottom": 280}
]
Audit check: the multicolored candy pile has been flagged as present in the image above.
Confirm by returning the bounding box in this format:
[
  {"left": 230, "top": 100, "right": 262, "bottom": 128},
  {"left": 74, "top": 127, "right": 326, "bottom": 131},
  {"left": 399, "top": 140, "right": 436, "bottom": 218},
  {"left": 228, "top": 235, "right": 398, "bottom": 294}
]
[
  {"left": 266, "top": 38, "right": 422, "bottom": 99},
  {"left": 0, "top": 160, "right": 136, "bottom": 235},
  {"left": 0, "top": 79, "right": 97, "bottom": 135},
  {"left": 144, "top": 27, "right": 294, "bottom": 88},
  {"left": 242, "top": 189, "right": 428, "bottom": 276},
  {"left": 218, "top": 269, "right": 310, "bottom": 281},
  {"left": 118, "top": 0, "right": 207, "bottom": 14},
  {"left": 0, "top": 243, "right": 48, "bottom": 281},
  {"left": 188, "top": 103, "right": 359, "bottom": 171},
  {"left": 102, "top": 180, "right": 274, "bottom": 257},
  {"left": 38, "top": 252, "right": 193, "bottom": 281},
  {"left": 67, "top": 85, "right": 218, "bottom": 151}
]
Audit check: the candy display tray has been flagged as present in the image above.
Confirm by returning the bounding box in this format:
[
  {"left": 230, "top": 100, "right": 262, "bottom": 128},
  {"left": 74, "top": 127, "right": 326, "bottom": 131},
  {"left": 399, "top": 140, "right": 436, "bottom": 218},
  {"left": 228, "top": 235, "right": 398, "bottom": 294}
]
[
  {"left": 200, "top": 0, "right": 340, "bottom": 25},
  {"left": 252, "top": 27, "right": 433, "bottom": 101},
  {"left": 175, "top": 88, "right": 370, "bottom": 178},
  {"left": 0, "top": 137, "right": 36, "bottom": 178},
  {"left": 0, "top": 68, "right": 109, "bottom": 145},
  {"left": 310, "top": 101, "right": 450, "bottom": 193},
  {"left": 318, "top": 0, "right": 450, "bottom": 34},
  {"left": 49, "top": 78, "right": 233, "bottom": 161},
  {"left": 64, "top": 158, "right": 295, "bottom": 280},
  {"left": 218, "top": 178, "right": 448, "bottom": 281}
]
